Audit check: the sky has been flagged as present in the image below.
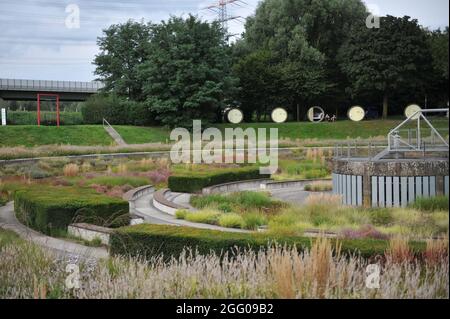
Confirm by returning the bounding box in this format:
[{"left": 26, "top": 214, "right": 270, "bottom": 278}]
[{"left": 0, "top": 0, "right": 448, "bottom": 82}]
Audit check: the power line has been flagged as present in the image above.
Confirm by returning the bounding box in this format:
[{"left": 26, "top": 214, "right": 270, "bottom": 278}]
[{"left": 202, "top": 0, "right": 247, "bottom": 36}]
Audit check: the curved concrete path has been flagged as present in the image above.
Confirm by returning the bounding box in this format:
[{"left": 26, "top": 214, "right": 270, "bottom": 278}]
[
  {"left": 0, "top": 202, "right": 108, "bottom": 260},
  {"left": 133, "top": 192, "right": 250, "bottom": 233}
]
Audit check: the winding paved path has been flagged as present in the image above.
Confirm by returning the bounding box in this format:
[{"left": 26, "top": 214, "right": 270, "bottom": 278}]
[
  {"left": 0, "top": 202, "right": 108, "bottom": 259},
  {"left": 133, "top": 192, "right": 251, "bottom": 233}
]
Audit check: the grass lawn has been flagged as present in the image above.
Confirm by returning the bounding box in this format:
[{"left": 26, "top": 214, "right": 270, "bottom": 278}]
[
  {"left": 113, "top": 125, "right": 170, "bottom": 144},
  {"left": 0, "top": 125, "right": 113, "bottom": 147},
  {"left": 219, "top": 118, "right": 449, "bottom": 140},
  {"left": 1, "top": 118, "right": 447, "bottom": 148}
]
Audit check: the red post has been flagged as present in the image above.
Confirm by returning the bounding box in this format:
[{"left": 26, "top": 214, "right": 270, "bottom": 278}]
[
  {"left": 56, "top": 94, "right": 60, "bottom": 127},
  {"left": 37, "top": 93, "right": 41, "bottom": 126}
]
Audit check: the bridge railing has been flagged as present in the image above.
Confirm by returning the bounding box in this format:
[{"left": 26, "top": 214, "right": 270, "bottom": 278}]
[{"left": 0, "top": 78, "right": 104, "bottom": 93}]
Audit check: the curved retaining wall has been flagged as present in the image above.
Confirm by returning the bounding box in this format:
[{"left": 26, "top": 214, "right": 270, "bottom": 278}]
[
  {"left": 202, "top": 178, "right": 332, "bottom": 194},
  {"left": 122, "top": 185, "right": 155, "bottom": 215},
  {"left": 264, "top": 179, "right": 331, "bottom": 190},
  {"left": 333, "top": 159, "right": 449, "bottom": 208},
  {"left": 152, "top": 189, "right": 188, "bottom": 216},
  {"left": 202, "top": 179, "right": 272, "bottom": 195}
]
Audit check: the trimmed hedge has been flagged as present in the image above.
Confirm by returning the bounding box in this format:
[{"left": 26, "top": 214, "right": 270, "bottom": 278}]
[
  {"left": 168, "top": 167, "right": 270, "bottom": 193},
  {"left": 14, "top": 186, "right": 129, "bottom": 235},
  {"left": 110, "top": 224, "right": 426, "bottom": 260},
  {"left": 7, "top": 111, "right": 83, "bottom": 125}
]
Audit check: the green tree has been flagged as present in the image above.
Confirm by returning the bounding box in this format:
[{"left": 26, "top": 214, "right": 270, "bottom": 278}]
[
  {"left": 426, "top": 28, "right": 449, "bottom": 106},
  {"left": 338, "top": 16, "right": 433, "bottom": 118},
  {"left": 232, "top": 50, "right": 280, "bottom": 121},
  {"left": 238, "top": 0, "right": 368, "bottom": 117},
  {"left": 94, "top": 20, "right": 151, "bottom": 100},
  {"left": 139, "top": 15, "right": 237, "bottom": 127}
]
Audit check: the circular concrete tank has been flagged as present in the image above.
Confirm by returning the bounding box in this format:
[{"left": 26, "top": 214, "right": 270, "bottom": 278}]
[{"left": 332, "top": 158, "right": 449, "bottom": 208}]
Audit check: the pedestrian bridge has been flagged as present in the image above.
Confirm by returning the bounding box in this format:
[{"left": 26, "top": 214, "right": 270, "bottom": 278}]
[{"left": 0, "top": 78, "right": 104, "bottom": 101}]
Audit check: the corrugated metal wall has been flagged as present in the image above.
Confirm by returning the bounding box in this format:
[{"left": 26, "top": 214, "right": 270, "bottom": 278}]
[
  {"left": 333, "top": 173, "right": 448, "bottom": 207},
  {"left": 332, "top": 173, "right": 362, "bottom": 206}
]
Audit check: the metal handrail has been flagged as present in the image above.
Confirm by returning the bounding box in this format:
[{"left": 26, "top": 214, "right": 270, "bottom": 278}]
[{"left": 387, "top": 109, "right": 449, "bottom": 152}]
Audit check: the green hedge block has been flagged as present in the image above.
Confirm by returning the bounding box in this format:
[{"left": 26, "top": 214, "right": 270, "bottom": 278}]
[
  {"left": 7, "top": 111, "right": 83, "bottom": 125},
  {"left": 168, "top": 167, "right": 269, "bottom": 193},
  {"left": 14, "top": 186, "right": 129, "bottom": 235},
  {"left": 110, "top": 224, "right": 426, "bottom": 260}
]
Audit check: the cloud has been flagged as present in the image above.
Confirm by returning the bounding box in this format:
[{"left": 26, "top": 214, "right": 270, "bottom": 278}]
[{"left": 0, "top": 0, "right": 447, "bottom": 81}]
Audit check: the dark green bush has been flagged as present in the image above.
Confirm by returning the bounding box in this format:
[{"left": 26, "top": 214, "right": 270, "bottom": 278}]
[
  {"left": 81, "top": 94, "right": 157, "bottom": 125},
  {"left": 81, "top": 94, "right": 118, "bottom": 124},
  {"left": 168, "top": 167, "right": 269, "bottom": 193},
  {"left": 110, "top": 224, "right": 426, "bottom": 260},
  {"left": 7, "top": 111, "right": 83, "bottom": 125},
  {"left": 14, "top": 186, "right": 129, "bottom": 236},
  {"left": 410, "top": 196, "right": 449, "bottom": 212}
]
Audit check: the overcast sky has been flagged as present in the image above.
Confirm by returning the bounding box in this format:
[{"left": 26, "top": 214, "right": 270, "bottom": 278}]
[{"left": 0, "top": 0, "right": 448, "bottom": 82}]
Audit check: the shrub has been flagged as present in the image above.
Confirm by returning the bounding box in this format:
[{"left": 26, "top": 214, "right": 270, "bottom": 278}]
[
  {"left": 63, "top": 164, "right": 79, "bottom": 177},
  {"left": 14, "top": 185, "right": 129, "bottom": 235},
  {"left": 369, "top": 209, "right": 394, "bottom": 226},
  {"left": 184, "top": 210, "right": 221, "bottom": 224},
  {"left": 304, "top": 181, "right": 332, "bottom": 192},
  {"left": 175, "top": 209, "right": 188, "bottom": 219},
  {"left": 410, "top": 196, "right": 449, "bottom": 212},
  {"left": 81, "top": 94, "right": 156, "bottom": 125},
  {"left": 168, "top": 167, "right": 269, "bottom": 193},
  {"left": 7, "top": 111, "right": 83, "bottom": 125},
  {"left": 243, "top": 212, "right": 267, "bottom": 230},
  {"left": 110, "top": 224, "right": 426, "bottom": 260},
  {"left": 218, "top": 213, "right": 245, "bottom": 229},
  {"left": 87, "top": 176, "right": 150, "bottom": 188}
]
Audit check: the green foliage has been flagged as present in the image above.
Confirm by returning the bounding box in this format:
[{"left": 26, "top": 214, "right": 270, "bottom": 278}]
[
  {"left": 110, "top": 224, "right": 425, "bottom": 260},
  {"left": 369, "top": 209, "right": 394, "bottom": 226},
  {"left": 87, "top": 176, "right": 150, "bottom": 188},
  {"left": 184, "top": 210, "right": 220, "bottom": 224},
  {"left": 235, "top": 0, "right": 368, "bottom": 116},
  {"left": 175, "top": 209, "right": 188, "bottom": 220},
  {"left": 232, "top": 50, "right": 280, "bottom": 121},
  {"left": 168, "top": 167, "right": 269, "bottom": 193},
  {"left": 93, "top": 16, "right": 237, "bottom": 127},
  {"left": 7, "top": 111, "right": 83, "bottom": 125},
  {"left": 338, "top": 16, "right": 433, "bottom": 118},
  {"left": 410, "top": 196, "right": 449, "bottom": 213},
  {"left": 94, "top": 20, "right": 151, "bottom": 101},
  {"left": 14, "top": 185, "right": 129, "bottom": 235},
  {"left": 242, "top": 213, "right": 268, "bottom": 230},
  {"left": 427, "top": 28, "right": 449, "bottom": 81},
  {"left": 218, "top": 213, "right": 245, "bottom": 229},
  {"left": 139, "top": 16, "right": 237, "bottom": 127},
  {"left": 191, "top": 191, "right": 278, "bottom": 211}
]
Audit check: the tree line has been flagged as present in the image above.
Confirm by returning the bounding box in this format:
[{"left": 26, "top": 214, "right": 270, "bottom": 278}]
[{"left": 83, "top": 0, "right": 448, "bottom": 127}]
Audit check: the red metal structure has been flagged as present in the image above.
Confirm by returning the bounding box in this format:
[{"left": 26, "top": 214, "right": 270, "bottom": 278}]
[{"left": 37, "top": 93, "right": 60, "bottom": 127}]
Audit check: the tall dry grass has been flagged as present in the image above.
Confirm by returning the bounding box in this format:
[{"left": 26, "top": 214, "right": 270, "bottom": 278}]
[
  {"left": 424, "top": 235, "right": 449, "bottom": 266},
  {"left": 63, "top": 163, "right": 79, "bottom": 177},
  {"left": 385, "top": 236, "right": 413, "bottom": 264},
  {"left": 0, "top": 237, "right": 448, "bottom": 299},
  {"left": 305, "top": 193, "right": 342, "bottom": 207},
  {"left": 116, "top": 163, "right": 128, "bottom": 175}
]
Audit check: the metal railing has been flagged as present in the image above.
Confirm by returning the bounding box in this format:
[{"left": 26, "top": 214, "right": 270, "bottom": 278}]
[
  {"left": 0, "top": 78, "right": 104, "bottom": 93},
  {"left": 334, "top": 109, "right": 449, "bottom": 161},
  {"left": 387, "top": 109, "right": 449, "bottom": 153}
]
